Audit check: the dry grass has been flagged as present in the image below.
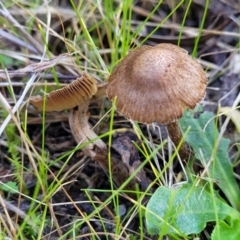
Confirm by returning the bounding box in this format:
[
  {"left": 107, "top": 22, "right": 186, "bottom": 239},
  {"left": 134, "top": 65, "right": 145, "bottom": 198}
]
[{"left": 0, "top": 1, "right": 239, "bottom": 239}]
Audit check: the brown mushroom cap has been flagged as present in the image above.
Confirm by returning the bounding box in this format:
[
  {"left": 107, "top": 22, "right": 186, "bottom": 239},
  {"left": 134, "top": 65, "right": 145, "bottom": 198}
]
[
  {"left": 30, "top": 73, "right": 98, "bottom": 111},
  {"left": 106, "top": 43, "right": 207, "bottom": 124}
]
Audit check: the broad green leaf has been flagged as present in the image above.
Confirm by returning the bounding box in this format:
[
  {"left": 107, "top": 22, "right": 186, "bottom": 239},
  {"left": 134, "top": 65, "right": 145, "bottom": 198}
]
[
  {"left": 211, "top": 218, "right": 240, "bottom": 240},
  {"left": 146, "top": 184, "right": 240, "bottom": 236},
  {"left": 179, "top": 111, "right": 240, "bottom": 210}
]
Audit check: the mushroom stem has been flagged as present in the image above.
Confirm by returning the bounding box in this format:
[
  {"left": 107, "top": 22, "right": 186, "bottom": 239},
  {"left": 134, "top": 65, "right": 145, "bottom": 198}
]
[
  {"left": 69, "top": 100, "right": 139, "bottom": 190},
  {"left": 166, "top": 121, "right": 190, "bottom": 161},
  {"left": 68, "top": 100, "right": 107, "bottom": 158}
]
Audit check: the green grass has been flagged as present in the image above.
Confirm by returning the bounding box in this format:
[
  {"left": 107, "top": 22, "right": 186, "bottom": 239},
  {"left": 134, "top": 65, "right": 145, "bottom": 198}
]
[{"left": 0, "top": 0, "right": 239, "bottom": 239}]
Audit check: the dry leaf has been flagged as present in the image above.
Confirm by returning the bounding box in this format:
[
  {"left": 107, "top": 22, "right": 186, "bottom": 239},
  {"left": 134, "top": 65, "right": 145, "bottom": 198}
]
[
  {"left": 219, "top": 107, "right": 240, "bottom": 133},
  {"left": 0, "top": 54, "right": 70, "bottom": 79}
]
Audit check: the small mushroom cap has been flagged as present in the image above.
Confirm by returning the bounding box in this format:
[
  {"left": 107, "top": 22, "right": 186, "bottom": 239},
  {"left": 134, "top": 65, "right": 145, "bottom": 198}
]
[
  {"left": 30, "top": 73, "right": 98, "bottom": 111},
  {"left": 106, "top": 43, "right": 207, "bottom": 124}
]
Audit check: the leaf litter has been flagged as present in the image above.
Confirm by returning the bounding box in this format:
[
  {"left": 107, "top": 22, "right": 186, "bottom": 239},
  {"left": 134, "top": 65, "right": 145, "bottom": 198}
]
[{"left": 0, "top": 1, "right": 240, "bottom": 239}]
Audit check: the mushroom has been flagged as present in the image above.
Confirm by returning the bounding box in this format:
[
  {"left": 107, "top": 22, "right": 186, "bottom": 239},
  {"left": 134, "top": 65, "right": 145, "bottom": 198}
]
[
  {"left": 30, "top": 73, "right": 106, "bottom": 157},
  {"left": 106, "top": 43, "right": 207, "bottom": 160},
  {"left": 30, "top": 73, "right": 98, "bottom": 112}
]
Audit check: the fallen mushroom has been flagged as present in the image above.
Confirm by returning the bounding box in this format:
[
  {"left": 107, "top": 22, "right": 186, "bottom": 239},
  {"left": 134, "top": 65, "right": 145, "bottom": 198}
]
[
  {"left": 106, "top": 43, "right": 207, "bottom": 160},
  {"left": 30, "top": 73, "right": 138, "bottom": 190},
  {"left": 30, "top": 73, "right": 106, "bottom": 157}
]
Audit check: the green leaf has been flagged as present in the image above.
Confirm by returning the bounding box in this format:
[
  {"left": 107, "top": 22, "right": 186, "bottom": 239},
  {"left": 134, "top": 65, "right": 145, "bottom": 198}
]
[
  {"left": 0, "top": 181, "right": 18, "bottom": 194},
  {"left": 211, "top": 218, "right": 240, "bottom": 240},
  {"left": 0, "top": 55, "right": 23, "bottom": 68},
  {"left": 179, "top": 111, "right": 240, "bottom": 210},
  {"left": 146, "top": 184, "right": 240, "bottom": 236}
]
